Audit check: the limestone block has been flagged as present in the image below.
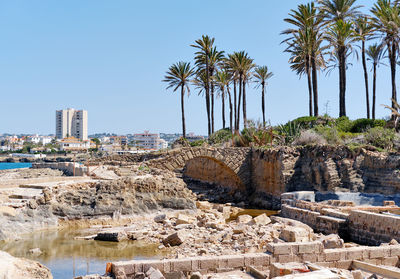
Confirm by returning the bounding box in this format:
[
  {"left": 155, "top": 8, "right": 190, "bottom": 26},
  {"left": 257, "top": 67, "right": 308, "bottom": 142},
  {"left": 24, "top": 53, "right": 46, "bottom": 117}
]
[
  {"left": 94, "top": 231, "right": 127, "bottom": 242},
  {"left": 280, "top": 227, "right": 311, "bottom": 243},
  {"left": 236, "top": 214, "right": 252, "bottom": 224},
  {"left": 297, "top": 242, "right": 323, "bottom": 254},
  {"left": 345, "top": 247, "right": 365, "bottom": 261},
  {"left": 199, "top": 256, "right": 218, "bottom": 271},
  {"left": 267, "top": 243, "right": 294, "bottom": 255},
  {"left": 320, "top": 234, "right": 344, "bottom": 249},
  {"left": 163, "top": 231, "right": 186, "bottom": 246},
  {"left": 171, "top": 259, "right": 192, "bottom": 272},
  {"left": 176, "top": 214, "right": 191, "bottom": 225},
  {"left": 390, "top": 245, "right": 400, "bottom": 257},
  {"left": 248, "top": 213, "right": 271, "bottom": 226},
  {"left": 323, "top": 249, "right": 346, "bottom": 262}
]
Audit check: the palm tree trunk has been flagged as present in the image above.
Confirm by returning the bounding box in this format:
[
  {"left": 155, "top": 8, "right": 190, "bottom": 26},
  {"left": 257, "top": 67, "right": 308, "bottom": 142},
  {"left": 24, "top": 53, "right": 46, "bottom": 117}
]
[
  {"left": 237, "top": 75, "right": 242, "bottom": 132},
  {"left": 211, "top": 82, "right": 215, "bottom": 134},
  {"left": 227, "top": 87, "right": 233, "bottom": 133},
  {"left": 339, "top": 47, "right": 346, "bottom": 117},
  {"left": 242, "top": 79, "right": 247, "bottom": 128},
  {"left": 205, "top": 52, "right": 211, "bottom": 136},
  {"left": 261, "top": 83, "right": 266, "bottom": 127},
  {"left": 233, "top": 79, "right": 237, "bottom": 132},
  {"left": 311, "top": 55, "right": 319, "bottom": 117},
  {"left": 306, "top": 60, "right": 313, "bottom": 117},
  {"left": 362, "top": 41, "right": 370, "bottom": 119},
  {"left": 222, "top": 89, "right": 226, "bottom": 129},
  {"left": 181, "top": 85, "right": 186, "bottom": 138},
  {"left": 372, "top": 62, "right": 377, "bottom": 120},
  {"left": 206, "top": 92, "right": 211, "bottom": 136},
  {"left": 390, "top": 42, "right": 397, "bottom": 112}
]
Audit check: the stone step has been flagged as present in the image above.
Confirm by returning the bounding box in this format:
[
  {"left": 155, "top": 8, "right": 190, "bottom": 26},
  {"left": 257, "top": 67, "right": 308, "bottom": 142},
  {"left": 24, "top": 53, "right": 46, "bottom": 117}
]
[
  {"left": 19, "top": 184, "right": 46, "bottom": 190},
  {"left": 9, "top": 194, "right": 37, "bottom": 200}
]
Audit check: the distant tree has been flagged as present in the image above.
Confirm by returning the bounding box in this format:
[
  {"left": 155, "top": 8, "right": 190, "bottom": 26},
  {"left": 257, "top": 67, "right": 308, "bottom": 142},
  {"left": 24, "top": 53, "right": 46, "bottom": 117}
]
[
  {"left": 371, "top": 0, "right": 400, "bottom": 114},
  {"left": 215, "top": 70, "right": 233, "bottom": 132},
  {"left": 325, "top": 19, "right": 358, "bottom": 117},
  {"left": 254, "top": 66, "right": 274, "bottom": 127},
  {"left": 163, "top": 62, "right": 195, "bottom": 138},
  {"left": 354, "top": 16, "right": 375, "bottom": 119},
  {"left": 366, "top": 43, "right": 385, "bottom": 120},
  {"left": 191, "top": 35, "right": 215, "bottom": 136}
]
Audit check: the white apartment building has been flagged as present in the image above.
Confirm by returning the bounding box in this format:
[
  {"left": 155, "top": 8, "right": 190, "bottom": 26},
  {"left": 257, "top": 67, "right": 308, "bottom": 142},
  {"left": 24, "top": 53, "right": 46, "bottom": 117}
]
[
  {"left": 133, "top": 131, "right": 168, "bottom": 150},
  {"left": 27, "top": 135, "right": 53, "bottom": 145},
  {"left": 56, "top": 108, "right": 88, "bottom": 140}
]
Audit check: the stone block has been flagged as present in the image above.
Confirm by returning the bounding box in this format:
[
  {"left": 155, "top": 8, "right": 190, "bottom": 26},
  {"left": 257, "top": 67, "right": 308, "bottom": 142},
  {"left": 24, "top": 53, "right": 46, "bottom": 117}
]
[
  {"left": 199, "top": 257, "right": 218, "bottom": 271},
  {"left": 251, "top": 254, "right": 270, "bottom": 267},
  {"left": 297, "top": 242, "right": 323, "bottom": 254},
  {"left": 390, "top": 245, "right": 400, "bottom": 257},
  {"left": 190, "top": 257, "right": 201, "bottom": 271},
  {"left": 228, "top": 255, "right": 245, "bottom": 268},
  {"left": 324, "top": 249, "right": 346, "bottom": 262},
  {"left": 368, "top": 246, "right": 390, "bottom": 259},
  {"left": 301, "top": 253, "right": 317, "bottom": 262},
  {"left": 143, "top": 261, "right": 165, "bottom": 274},
  {"left": 171, "top": 259, "right": 192, "bottom": 272},
  {"left": 382, "top": 256, "right": 399, "bottom": 266},
  {"left": 335, "top": 260, "right": 352, "bottom": 269},
  {"left": 345, "top": 247, "right": 364, "bottom": 261},
  {"left": 267, "top": 243, "right": 293, "bottom": 255},
  {"left": 278, "top": 254, "right": 296, "bottom": 263}
]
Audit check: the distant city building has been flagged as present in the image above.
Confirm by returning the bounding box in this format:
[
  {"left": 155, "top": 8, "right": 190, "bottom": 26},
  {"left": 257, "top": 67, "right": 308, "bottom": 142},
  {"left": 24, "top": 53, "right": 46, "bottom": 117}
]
[
  {"left": 27, "top": 134, "right": 53, "bottom": 145},
  {"left": 186, "top": 133, "right": 205, "bottom": 142},
  {"left": 56, "top": 108, "right": 88, "bottom": 140},
  {"left": 59, "top": 137, "right": 91, "bottom": 151},
  {"left": 133, "top": 131, "right": 168, "bottom": 150}
]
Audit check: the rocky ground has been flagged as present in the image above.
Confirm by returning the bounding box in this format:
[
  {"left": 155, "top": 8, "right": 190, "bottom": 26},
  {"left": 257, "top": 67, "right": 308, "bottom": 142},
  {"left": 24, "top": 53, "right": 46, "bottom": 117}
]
[
  {"left": 0, "top": 250, "right": 52, "bottom": 279},
  {"left": 72, "top": 200, "right": 345, "bottom": 259},
  {"left": 0, "top": 168, "right": 64, "bottom": 182}
]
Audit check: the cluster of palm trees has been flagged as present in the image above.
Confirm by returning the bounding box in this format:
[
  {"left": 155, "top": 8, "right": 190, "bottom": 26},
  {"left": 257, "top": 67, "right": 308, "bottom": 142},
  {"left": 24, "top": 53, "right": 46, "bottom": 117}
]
[
  {"left": 282, "top": 0, "right": 399, "bottom": 120},
  {"left": 163, "top": 36, "right": 273, "bottom": 138}
]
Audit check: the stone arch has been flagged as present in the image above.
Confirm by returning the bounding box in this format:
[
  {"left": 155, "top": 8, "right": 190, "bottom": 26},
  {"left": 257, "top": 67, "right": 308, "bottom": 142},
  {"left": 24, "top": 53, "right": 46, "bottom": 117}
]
[
  {"left": 146, "top": 147, "right": 252, "bottom": 192},
  {"left": 183, "top": 156, "right": 246, "bottom": 191}
]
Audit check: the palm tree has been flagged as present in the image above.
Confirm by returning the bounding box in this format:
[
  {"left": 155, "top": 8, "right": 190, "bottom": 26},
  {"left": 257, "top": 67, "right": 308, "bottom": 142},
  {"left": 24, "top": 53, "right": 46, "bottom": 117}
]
[
  {"left": 192, "top": 70, "right": 210, "bottom": 130},
  {"left": 371, "top": 0, "right": 400, "bottom": 113},
  {"left": 354, "top": 16, "right": 375, "bottom": 119},
  {"left": 317, "top": 0, "right": 362, "bottom": 22},
  {"left": 215, "top": 70, "right": 233, "bottom": 131},
  {"left": 254, "top": 66, "right": 274, "bottom": 126},
  {"left": 242, "top": 57, "right": 255, "bottom": 128},
  {"left": 325, "top": 19, "right": 358, "bottom": 117},
  {"left": 366, "top": 43, "right": 385, "bottom": 120},
  {"left": 207, "top": 47, "right": 225, "bottom": 133},
  {"left": 225, "top": 51, "right": 254, "bottom": 130},
  {"left": 225, "top": 54, "right": 239, "bottom": 131},
  {"left": 282, "top": 2, "right": 325, "bottom": 116},
  {"left": 163, "top": 62, "right": 194, "bottom": 138},
  {"left": 191, "top": 35, "right": 215, "bottom": 136}
]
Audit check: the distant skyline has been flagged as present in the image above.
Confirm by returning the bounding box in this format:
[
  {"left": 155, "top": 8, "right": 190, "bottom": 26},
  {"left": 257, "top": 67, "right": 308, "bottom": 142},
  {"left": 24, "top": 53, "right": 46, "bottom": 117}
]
[{"left": 0, "top": 0, "right": 393, "bottom": 135}]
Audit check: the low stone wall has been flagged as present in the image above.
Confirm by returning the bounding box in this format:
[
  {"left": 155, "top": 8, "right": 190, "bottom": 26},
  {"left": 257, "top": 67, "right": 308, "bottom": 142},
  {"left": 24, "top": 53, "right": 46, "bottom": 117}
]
[
  {"left": 111, "top": 253, "right": 270, "bottom": 278},
  {"left": 32, "top": 162, "right": 87, "bottom": 176},
  {"left": 109, "top": 244, "right": 400, "bottom": 279},
  {"left": 281, "top": 204, "right": 347, "bottom": 235},
  {"left": 349, "top": 210, "right": 400, "bottom": 245},
  {"left": 281, "top": 192, "right": 400, "bottom": 245}
]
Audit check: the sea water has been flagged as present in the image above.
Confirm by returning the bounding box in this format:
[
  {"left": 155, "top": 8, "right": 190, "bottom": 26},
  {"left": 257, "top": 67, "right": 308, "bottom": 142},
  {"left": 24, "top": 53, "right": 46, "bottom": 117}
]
[{"left": 0, "top": 162, "right": 32, "bottom": 170}]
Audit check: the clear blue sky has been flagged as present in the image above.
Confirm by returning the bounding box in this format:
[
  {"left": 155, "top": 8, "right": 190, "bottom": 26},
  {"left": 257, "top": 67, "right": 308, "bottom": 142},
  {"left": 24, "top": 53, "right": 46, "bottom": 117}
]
[{"left": 0, "top": 0, "right": 392, "bottom": 135}]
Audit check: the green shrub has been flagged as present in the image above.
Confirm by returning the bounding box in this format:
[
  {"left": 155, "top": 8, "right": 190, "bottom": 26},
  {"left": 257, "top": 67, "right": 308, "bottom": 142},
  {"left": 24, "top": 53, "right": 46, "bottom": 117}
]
[
  {"left": 350, "top": 118, "right": 386, "bottom": 133},
  {"left": 277, "top": 121, "right": 302, "bottom": 145},
  {"left": 238, "top": 121, "right": 275, "bottom": 147},
  {"left": 208, "top": 128, "right": 232, "bottom": 145},
  {"left": 189, "top": 139, "right": 206, "bottom": 147},
  {"left": 365, "top": 127, "right": 395, "bottom": 150},
  {"left": 291, "top": 116, "right": 318, "bottom": 129},
  {"left": 314, "top": 125, "right": 341, "bottom": 145},
  {"left": 335, "top": 116, "right": 353, "bottom": 132}
]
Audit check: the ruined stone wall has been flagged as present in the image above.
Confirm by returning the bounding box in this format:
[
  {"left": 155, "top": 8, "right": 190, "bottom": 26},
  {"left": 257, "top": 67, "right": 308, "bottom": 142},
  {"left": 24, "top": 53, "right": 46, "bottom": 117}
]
[
  {"left": 110, "top": 243, "right": 400, "bottom": 279},
  {"left": 251, "top": 146, "right": 400, "bottom": 204},
  {"left": 183, "top": 157, "right": 245, "bottom": 191},
  {"left": 348, "top": 210, "right": 400, "bottom": 245}
]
